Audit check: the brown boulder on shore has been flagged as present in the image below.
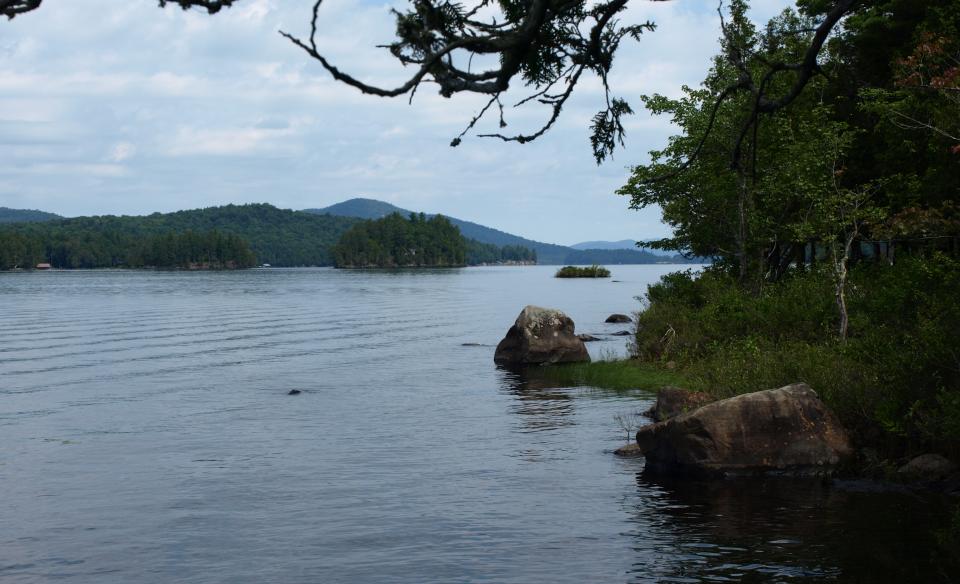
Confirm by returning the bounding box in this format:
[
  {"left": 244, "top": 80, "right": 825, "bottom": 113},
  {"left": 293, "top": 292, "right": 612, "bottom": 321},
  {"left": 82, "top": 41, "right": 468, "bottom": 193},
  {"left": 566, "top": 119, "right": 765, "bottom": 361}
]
[
  {"left": 494, "top": 305, "right": 590, "bottom": 367},
  {"left": 643, "top": 386, "right": 714, "bottom": 421},
  {"left": 635, "top": 383, "right": 852, "bottom": 477}
]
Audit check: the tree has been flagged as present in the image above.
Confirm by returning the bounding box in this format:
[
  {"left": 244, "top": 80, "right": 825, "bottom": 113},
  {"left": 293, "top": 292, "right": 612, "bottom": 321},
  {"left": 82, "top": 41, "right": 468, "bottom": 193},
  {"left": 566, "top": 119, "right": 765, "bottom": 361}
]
[
  {"left": 2, "top": 0, "right": 858, "bottom": 163},
  {"left": 613, "top": 411, "right": 643, "bottom": 443},
  {"left": 618, "top": 5, "right": 852, "bottom": 282}
]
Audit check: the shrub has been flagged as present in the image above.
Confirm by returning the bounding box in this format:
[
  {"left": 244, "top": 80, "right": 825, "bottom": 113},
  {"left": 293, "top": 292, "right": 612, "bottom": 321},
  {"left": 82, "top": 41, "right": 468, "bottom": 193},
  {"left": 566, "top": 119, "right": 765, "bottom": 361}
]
[
  {"left": 555, "top": 264, "right": 611, "bottom": 278},
  {"left": 634, "top": 255, "right": 960, "bottom": 456}
]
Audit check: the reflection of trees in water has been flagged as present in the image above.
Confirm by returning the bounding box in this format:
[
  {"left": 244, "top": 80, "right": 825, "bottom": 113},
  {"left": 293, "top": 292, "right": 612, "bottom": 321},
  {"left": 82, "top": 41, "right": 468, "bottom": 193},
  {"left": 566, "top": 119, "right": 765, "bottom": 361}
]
[
  {"left": 497, "top": 369, "right": 576, "bottom": 434},
  {"left": 623, "top": 472, "right": 959, "bottom": 583}
]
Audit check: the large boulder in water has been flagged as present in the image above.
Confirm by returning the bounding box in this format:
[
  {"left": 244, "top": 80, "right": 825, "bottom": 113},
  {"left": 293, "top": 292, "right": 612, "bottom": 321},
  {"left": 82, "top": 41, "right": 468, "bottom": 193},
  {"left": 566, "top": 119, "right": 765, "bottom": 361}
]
[
  {"left": 635, "top": 383, "right": 852, "bottom": 477},
  {"left": 494, "top": 305, "right": 590, "bottom": 366}
]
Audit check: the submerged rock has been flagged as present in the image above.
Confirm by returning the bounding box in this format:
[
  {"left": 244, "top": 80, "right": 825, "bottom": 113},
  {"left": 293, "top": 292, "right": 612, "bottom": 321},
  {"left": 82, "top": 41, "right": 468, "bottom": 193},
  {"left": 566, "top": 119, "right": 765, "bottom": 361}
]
[
  {"left": 578, "top": 334, "right": 601, "bottom": 342},
  {"left": 611, "top": 330, "right": 632, "bottom": 336},
  {"left": 288, "top": 389, "right": 302, "bottom": 395},
  {"left": 494, "top": 305, "right": 590, "bottom": 366},
  {"left": 897, "top": 454, "right": 957, "bottom": 480},
  {"left": 643, "top": 386, "right": 714, "bottom": 422},
  {"left": 635, "top": 383, "right": 852, "bottom": 477},
  {"left": 605, "top": 313, "right": 632, "bottom": 323},
  {"left": 614, "top": 443, "right": 643, "bottom": 457}
]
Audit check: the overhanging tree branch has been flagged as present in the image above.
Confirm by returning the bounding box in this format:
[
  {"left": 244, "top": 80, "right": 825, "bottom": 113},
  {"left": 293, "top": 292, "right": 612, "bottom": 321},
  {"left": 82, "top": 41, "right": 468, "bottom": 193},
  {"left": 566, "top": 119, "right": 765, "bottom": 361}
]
[
  {"left": 3, "top": 0, "right": 856, "bottom": 164},
  {"left": 2, "top": 0, "right": 239, "bottom": 19}
]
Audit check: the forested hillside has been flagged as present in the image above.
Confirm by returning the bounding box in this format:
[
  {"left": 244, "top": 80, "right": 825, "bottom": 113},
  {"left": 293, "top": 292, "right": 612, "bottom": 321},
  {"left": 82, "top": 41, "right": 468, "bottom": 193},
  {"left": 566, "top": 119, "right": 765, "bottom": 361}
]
[
  {"left": 309, "top": 198, "right": 571, "bottom": 263},
  {"left": 0, "top": 207, "right": 62, "bottom": 223},
  {"left": 311, "top": 198, "right": 688, "bottom": 264},
  {"left": 466, "top": 241, "right": 537, "bottom": 265},
  {"left": 333, "top": 213, "right": 466, "bottom": 267},
  {"left": 0, "top": 204, "right": 359, "bottom": 268}
]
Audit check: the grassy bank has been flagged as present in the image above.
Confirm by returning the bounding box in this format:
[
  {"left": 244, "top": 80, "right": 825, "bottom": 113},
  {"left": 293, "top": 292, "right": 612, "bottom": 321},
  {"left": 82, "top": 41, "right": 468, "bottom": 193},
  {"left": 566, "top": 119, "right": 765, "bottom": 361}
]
[{"left": 532, "top": 359, "right": 685, "bottom": 391}]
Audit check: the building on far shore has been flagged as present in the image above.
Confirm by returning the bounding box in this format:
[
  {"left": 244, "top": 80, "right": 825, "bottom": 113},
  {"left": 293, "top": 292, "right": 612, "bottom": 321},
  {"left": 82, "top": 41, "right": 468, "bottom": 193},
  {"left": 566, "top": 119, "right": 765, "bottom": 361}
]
[{"left": 36, "top": 263, "right": 52, "bottom": 270}]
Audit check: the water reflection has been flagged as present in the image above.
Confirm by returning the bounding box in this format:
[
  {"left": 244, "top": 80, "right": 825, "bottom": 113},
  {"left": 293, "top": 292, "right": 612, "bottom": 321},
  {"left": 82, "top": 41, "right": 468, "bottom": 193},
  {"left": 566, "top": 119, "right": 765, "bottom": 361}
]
[
  {"left": 497, "top": 369, "right": 576, "bottom": 433},
  {"left": 626, "top": 473, "right": 960, "bottom": 583}
]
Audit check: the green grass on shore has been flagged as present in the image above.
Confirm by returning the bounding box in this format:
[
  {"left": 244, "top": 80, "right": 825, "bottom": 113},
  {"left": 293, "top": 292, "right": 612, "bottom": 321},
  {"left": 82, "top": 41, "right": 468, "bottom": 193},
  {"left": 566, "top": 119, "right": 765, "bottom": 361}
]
[{"left": 533, "top": 359, "right": 685, "bottom": 391}]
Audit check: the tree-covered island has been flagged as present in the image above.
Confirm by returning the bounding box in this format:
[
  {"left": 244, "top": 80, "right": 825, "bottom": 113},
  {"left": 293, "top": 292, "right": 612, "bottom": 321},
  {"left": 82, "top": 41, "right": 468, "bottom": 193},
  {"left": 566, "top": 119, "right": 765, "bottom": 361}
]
[
  {"left": 333, "top": 212, "right": 536, "bottom": 268},
  {"left": 0, "top": 205, "right": 537, "bottom": 270}
]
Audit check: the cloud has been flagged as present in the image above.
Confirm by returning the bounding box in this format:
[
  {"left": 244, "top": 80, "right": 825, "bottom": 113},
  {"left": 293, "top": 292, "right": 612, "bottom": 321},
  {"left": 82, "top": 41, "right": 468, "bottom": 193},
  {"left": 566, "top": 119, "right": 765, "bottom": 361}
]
[
  {"left": 20, "top": 163, "right": 128, "bottom": 177},
  {"left": 0, "top": 0, "right": 796, "bottom": 242},
  {"left": 163, "top": 124, "right": 299, "bottom": 156},
  {"left": 108, "top": 141, "right": 136, "bottom": 162}
]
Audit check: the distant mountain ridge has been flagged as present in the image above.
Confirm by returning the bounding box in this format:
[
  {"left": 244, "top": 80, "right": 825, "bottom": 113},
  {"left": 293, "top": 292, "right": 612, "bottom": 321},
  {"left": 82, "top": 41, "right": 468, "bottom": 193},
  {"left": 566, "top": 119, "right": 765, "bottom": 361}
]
[
  {"left": 570, "top": 239, "right": 673, "bottom": 257},
  {"left": 306, "top": 198, "right": 695, "bottom": 265},
  {"left": 4, "top": 199, "right": 703, "bottom": 266},
  {"left": 306, "top": 198, "right": 572, "bottom": 263},
  {"left": 0, "top": 204, "right": 359, "bottom": 268},
  {"left": 0, "top": 207, "right": 63, "bottom": 223}
]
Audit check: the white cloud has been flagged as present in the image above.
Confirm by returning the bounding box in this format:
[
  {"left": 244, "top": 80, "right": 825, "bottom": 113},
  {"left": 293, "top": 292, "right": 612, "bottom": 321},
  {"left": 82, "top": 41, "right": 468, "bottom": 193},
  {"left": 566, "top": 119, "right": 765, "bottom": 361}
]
[
  {"left": 163, "top": 125, "right": 298, "bottom": 156},
  {"left": 108, "top": 141, "right": 136, "bottom": 162},
  {"left": 0, "top": 0, "right": 796, "bottom": 242}
]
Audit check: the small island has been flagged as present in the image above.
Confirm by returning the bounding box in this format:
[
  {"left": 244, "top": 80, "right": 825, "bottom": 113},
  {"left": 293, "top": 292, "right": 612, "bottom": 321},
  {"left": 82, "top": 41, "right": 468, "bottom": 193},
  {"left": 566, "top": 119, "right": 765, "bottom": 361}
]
[
  {"left": 554, "top": 265, "right": 611, "bottom": 278},
  {"left": 333, "top": 212, "right": 537, "bottom": 268},
  {"left": 333, "top": 212, "right": 467, "bottom": 268}
]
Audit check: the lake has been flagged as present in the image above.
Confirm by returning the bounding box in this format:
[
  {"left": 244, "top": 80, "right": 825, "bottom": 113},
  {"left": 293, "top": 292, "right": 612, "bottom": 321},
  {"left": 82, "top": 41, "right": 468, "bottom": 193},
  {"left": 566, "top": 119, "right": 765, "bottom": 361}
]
[{"left": 1, "top": 266, "right": 956, "bottom": 583}]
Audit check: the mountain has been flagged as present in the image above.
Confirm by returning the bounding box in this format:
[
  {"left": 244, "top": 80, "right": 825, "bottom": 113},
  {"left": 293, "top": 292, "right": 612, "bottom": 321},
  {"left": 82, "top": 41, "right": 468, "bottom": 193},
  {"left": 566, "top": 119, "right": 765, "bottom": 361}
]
[
  {"left": 306, "top": 198, "right": 573, "bottom": 263},
  {"left": 571, "top": 239, "right": 674, "bottom": 257},
  {"left": 0, "top": 207, "right": 63, "bottom": 223},
  {"left": 313, "top": 198, "right": 409, "bottom": 220},
  {"left": 571, "top": 239, "right": 639, "bottom": 250},
  {"left": 0, "top": 204, "right": 360, "bottom": 268},
  {"left": 308, "top": 198, "right": 698, "bottom": 265}
]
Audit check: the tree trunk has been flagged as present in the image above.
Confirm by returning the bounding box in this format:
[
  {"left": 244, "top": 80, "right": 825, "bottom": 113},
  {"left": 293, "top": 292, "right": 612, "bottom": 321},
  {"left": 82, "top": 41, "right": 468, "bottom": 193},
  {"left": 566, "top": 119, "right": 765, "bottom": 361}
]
[
  {"left": 834, "top": 230, "right": 857, "bottom": 343},
  {"left": 736, "top": 166, "right": 749, "bottom": 283}
]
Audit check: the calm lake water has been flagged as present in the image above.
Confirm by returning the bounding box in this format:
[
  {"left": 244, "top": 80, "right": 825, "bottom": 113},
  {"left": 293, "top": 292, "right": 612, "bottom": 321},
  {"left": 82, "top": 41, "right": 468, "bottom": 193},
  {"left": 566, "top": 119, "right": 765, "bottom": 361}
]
[{"left": 1, "top": 266, "right": 956, "bottom": 583}]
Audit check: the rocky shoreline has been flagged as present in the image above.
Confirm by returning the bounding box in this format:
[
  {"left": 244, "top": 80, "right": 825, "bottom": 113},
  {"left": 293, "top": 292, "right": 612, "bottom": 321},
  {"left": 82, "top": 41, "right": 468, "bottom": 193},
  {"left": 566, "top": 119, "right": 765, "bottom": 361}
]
[
  {"left": 490, "top": 304, "right": 959, "bottom": 492},
  {"left": 616, "top": 385, "right": 960, "bottom": 493}
]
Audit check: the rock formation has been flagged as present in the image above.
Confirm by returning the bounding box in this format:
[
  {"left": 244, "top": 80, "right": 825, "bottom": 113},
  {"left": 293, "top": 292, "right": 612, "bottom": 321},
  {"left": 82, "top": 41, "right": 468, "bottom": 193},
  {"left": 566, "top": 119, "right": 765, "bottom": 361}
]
[
  {"left": 635, "top": 383, "right": 852, "bottom": 476},
  {"left": 494, "top": 305, "right": 590, "bottom": 366}
]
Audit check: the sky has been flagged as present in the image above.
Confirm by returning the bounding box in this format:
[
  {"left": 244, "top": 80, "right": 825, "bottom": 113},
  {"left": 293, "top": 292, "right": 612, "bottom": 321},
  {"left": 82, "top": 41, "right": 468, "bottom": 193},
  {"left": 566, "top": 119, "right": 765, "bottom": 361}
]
[{"left": 1, "top": 0, "right": 794, "bottom": 246}]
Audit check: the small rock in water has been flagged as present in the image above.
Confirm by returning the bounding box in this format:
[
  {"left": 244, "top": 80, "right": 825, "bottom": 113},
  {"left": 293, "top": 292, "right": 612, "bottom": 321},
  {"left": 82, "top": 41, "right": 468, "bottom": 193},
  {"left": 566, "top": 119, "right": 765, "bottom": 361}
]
[
  {"left": 611, "top": 330, "right": 632, "bottom": 336},
  {"left": 897, "top": 454, "right": 957, "bottom": 480},
  {"left": 614, "top": 443, "right": 643, "bottom": 457},
  {"left": 461, "top": 342, "right": 485, "bottom": 347},
  {"left": 288, "top": 389, "right": 302, "bottom": 395},
  {"left": 605, "top": 313, "right": 632, "bottom": 323},
  {"left": 577, "top": 334, "right": 601, "bottom": 342}
]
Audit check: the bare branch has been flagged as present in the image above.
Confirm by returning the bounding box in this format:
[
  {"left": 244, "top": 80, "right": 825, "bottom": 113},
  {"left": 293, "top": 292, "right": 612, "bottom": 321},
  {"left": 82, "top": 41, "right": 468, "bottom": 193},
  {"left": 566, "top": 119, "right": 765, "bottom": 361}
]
[
  {"left": 1, "top": 0, "right": 41, "bottom": 19},
  {"left": 2, "top": 0, "right": 240, "bottom": 19}
]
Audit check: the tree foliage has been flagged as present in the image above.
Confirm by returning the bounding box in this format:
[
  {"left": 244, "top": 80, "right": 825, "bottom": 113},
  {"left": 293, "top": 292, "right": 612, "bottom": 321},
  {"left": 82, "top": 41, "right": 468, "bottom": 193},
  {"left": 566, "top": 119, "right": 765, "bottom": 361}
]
[
  {"left": 0, "top": 204, "right": 360, "bottom": 268},
  {"left": 333, "top": 212, "right": 468, "bottom": 267},
  {"left": 624, "top": 0, "right": 960, "bottom": 456},
  {"left": 0, "top": 228, "right": 256, "bottom": 269},
  {"left": 466, "top": 240, "right": 537, "bottom": 264},
  {"left": 620, "top": 0, "right": 960, "bottom": 285}
]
